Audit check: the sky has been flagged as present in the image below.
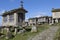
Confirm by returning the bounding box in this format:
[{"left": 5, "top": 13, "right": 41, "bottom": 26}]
[{"left": 0, "top": 0, "right": 60, "bottom": 25}]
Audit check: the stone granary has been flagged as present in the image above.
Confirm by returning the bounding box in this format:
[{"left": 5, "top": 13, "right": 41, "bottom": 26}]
[
  {"left": 52, "top": 8, "right": 60, "bottom": 23},
  {"left": 37, "top": 16, "right": 52, "bottom": 24},
  {"left": 28, "top": 17, "right": 38, "bottom": 26},
  {"left": 28, "top": 16, "right": 52, "bottom": 26},
  {"left": 1, "top": 0, "right": 28, "bottom": 34}
]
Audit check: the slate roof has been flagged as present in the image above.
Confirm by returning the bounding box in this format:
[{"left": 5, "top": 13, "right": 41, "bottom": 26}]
[
  {"left": 52, "top": 8, "right": 60, "bottom": 12},
  {"left": 1, "top": 8, "right": 28, "bottom": 16},
  {"left": 28, "top": 17, "right": 38, "bottom": 20}
]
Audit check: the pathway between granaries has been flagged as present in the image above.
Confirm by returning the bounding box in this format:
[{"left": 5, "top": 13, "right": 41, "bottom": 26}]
[{"left": 28, "top": 26, "right": 59, "bottom": 40}]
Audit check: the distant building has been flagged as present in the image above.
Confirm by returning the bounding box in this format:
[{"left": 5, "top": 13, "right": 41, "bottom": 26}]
[
  {"left": 28, "top": 18, "right": 38, "bottom": 26},
  {"left": 52, "top": 8, "right": 60, "bottom": 23},
  {"left": 28, "top": 16, "right": 52, "bottom": 26},
  {"left": 37, "top": 16, "right": 52, "bottom": 24}
]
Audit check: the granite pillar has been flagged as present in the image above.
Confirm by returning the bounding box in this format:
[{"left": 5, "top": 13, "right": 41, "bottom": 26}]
[
  {"left": 7, "top": 28, "right": 10, "bottom": 32},
  {"left": 55, "top": 18, "right": 58, "bottom": 23},
  {"left": 14, "top": 28, "right": 17, "bottom": 35}
]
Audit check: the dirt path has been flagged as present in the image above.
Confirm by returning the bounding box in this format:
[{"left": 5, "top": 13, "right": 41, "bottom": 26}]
[{"left": 28, "top": 26, "right": 59, "bottom": 40}]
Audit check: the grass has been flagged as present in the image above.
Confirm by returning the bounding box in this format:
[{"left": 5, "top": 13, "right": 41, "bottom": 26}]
[
  {"left": 0, "top": 24, "right": 50, "bottom": 40},
  {"left": 3, "top": 29, "right": 7, "bottom": 34}
]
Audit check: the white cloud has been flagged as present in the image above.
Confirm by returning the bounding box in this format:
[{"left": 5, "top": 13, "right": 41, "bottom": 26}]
[
  {"left": 34, "top": 12, "right": 49, "bottom": 17},
  {"left": 25, "top": 18, "right": 29, "bottom": 22},
  {"left": 0, "top": 10, "right": 5, "bottom": 26},
  {"left": 35, "top": 15, "right": 41, "bottom": 17},
  {"left": 0, "top": 10, "right": 6, "bottom": 26},
  {"left": 0, "top": 10, "right": 5, "bottom": 15},
  {"left": 26, "top": 11, "right": 50, "bottom": 19}
]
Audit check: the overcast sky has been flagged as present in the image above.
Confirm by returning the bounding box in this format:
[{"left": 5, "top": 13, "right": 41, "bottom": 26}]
[{"left": 0, "top": 0, "right": 60, "bottom": 25}]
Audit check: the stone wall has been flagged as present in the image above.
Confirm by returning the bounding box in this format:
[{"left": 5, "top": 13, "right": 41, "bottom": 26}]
[{"left": 2, "top": 13, "right": 18, "bottom": 26}]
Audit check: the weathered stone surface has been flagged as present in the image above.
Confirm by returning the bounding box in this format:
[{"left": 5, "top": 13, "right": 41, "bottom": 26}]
[
  {"left": 31, "top": 25, "right": 37, "bottom": 32},
  {"left": 14, "top": 28, "right": 17, "bottom": 35},
  {"left": 18, "top": 29, "right": 26, "bottom": 34},
  {"left": 6, "top": 28, "right": 10, "bottom": 32}
]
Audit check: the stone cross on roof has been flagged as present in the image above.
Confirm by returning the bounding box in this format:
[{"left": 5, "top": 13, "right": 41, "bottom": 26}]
[{"left": 20, "top": 0, "right": 24, "bottom": 8}]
